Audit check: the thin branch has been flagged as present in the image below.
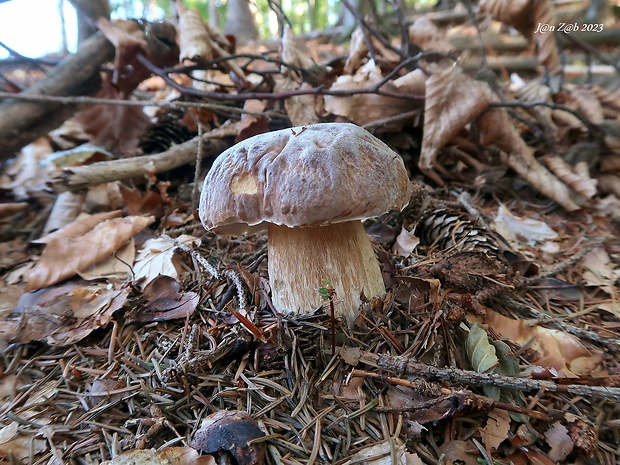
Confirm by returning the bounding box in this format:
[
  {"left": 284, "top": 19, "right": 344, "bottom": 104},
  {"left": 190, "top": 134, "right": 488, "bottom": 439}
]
[{"left": 342, "top": 347, "right": 620, "bottom": 402}]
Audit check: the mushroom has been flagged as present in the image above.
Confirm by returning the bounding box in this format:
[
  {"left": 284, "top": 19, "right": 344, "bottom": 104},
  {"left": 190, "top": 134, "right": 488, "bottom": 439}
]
[{"left": 199, "top": 123, "right": 410, "bottom": 323}]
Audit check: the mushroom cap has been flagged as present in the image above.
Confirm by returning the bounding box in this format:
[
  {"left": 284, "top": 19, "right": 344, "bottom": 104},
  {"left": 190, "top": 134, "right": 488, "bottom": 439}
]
[{"left": 199, "top": 123, "right": 411, "bottom": 235}]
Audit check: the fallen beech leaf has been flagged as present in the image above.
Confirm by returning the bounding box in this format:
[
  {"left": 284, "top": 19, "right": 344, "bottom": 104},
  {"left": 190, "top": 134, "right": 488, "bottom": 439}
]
[
  {"left": 274, "top": 78, "right": 320, "bottom": 127},
  {"left": 32, "top": 210, "right": 123, "bottom": 244},
  {"left": 191, "top": 410, "right": 265, "bottom": 465},
  {"left": 324, "top": 65, "right": 416, "bottom": 127},
  {"left": 581, "top": 247, "right": 619, "bottom": 295},
  {"left": 472, "top": 309, "right": 603, "bottom": 377},
  {"left": 176, "top": 3, "right": 213, "bottom": 63},
  {"left": 101, "top": 446, "right": 215, "bottom": 465},
  {"left": 544, "top": 423, "right": 574, "bottom": 462},
  {"left": 352, "top": 440, "right": 423, "bottom": 465},
  {"left": 126, "top": 275, "right": 199, "bottom": 324},
  {"left": 25, "top": 215, "right": 154, "bottom": 292},
  {"left": 477, "top": 107, "right": 584, "bottom": 211},
  {"left": 542, "top": 157, "right": 598, "bottom": 199},
  {"left": 408, "top": 16, "right": 453, "bottom": 53},
  {"left": 0, "top": 202, "right": 28, "bottom": 219},
  {"left": 479, "top": 0, "right": 559, "bottom": 72},
  {"left": 77, "top": 82, "right": 152, "bottom": 153},
  {"left": 344, "top": 27, "right": 368, "bottom": 74},
  {"left": 570, "top": 86, "right": 605, "bottom": 124},
  {"left": 0, "top": 138, "right": 54, "bottom": 200},
  {"left": 492, "top": 204, "right": 558, "bottom": 247},
  {"left": 420, "top": 67, "right": 492, "bottom": 173},
  {"left": 439, "top": 440, "right": 479, "bottom": 465},
  {"left": 0, "top": 422, "right": 47, "bottom": 461},
  {"left": 483, "top": 409, "right": 511, "bottom": 450},
  {"left": 78, "top": 239, "right": 135, "bottom": 281},
  {"left": 392, "top": 227, "right": 419, "bottom": 258},
  {"left": 236, "top": 99, "right": 269, "bottom": 142},
  {"left": 133, "top": 235, "right": 200, "bottom": 289},
  {"left": 0, "top": 281, "right": 129, "bottom": 345}
]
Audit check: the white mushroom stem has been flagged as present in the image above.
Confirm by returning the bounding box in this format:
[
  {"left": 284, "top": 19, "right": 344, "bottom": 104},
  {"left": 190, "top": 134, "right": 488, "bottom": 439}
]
[{"left": 267, "top": 220, "right": 386, "bottom": 323}]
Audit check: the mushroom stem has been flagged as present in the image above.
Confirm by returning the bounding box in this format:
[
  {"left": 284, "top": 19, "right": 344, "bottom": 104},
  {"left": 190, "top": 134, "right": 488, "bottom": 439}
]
[{"left": 267, "top": 221, "right": 386, "bottom": 323}]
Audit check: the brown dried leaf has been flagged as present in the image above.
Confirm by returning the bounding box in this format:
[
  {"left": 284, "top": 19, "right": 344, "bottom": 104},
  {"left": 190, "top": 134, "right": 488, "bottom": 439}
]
[
  {"left": 176, "top": 3, "right": 213, "bottom": 63},
  {"left": 77, "top": 83, "right": 152, "bottom": 153},
  {"left": 352, "top": 440, "right": 423, "bottom": 465},
  {"left": 492, "top": 203, "right": 558, "bottom": 247},
  {"left": 479, "top": 0, "right": 559, "bottom": 71},
  {"left": 33, "top": 210, "right": 123, "bottom": 244},
  {"left": 515, "top": 80, "right": 558, "bottom": 141},
  {"left": 0, "top": 202, "right": 28, "bottom": 219},
  {"left": 101, "top": 447, "right": 215, "bottom": 465},
  {"left": 420, "top": 67, "right": 493, "bottom": 172},
  {"left": 274, "top": 79, "right": 320, "bottom": 127},
  {"left": 542, "top": 156, "right": 598, "bottom": 199},
  {"left": 0, "top": 282, "right": 129, "bottom": 345},
  {"left": 570, "top": 86, "right": 605, "bottom": 124},
  {"left": 126, "top": 275, "right": 199, "bottom": 323},
  {"left": 544, "top": 422, "right": 574, "bottom": 462},
  {"left": 597, "top": 173, "right": 620, "bottom": 197},
  {"left": 483, "top": 409, "right": 511, "bottom": 450},
  {"left": 474, "top": 309, "right": 603, "bottom": 377},
  {"left": 133, "top": 235, "right": 199, "bottom": 289},
  {"left": 236, "top": 99, "right": 269, "bottom": 142},
  {"left": 392, "top": 227, "right": 419, "bottom": 258},
  {"left": 408, "top": 16, "right": 453, "bottom": 53},
  {"left": 477, "top": 107, "right": 584, "bottom": 211},
  {"left": 324, "top": 67, "right": 413, "bottom": 126},
  {"left": 25, "top": 215, "right": 154, "bottom": 291},
  {"left": 0, "top": 422, "right": 47, "bottom": 461},
  {"left": 344, "top": 27, "right": 369, "bottom": 74},
  {"left": 0, "top": 138, "right": 54, "bottom": 200}
]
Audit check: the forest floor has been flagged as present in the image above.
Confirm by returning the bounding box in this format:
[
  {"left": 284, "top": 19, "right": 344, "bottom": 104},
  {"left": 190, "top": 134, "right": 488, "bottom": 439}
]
[{"left": 1, "top": 4, "right": 620, "bottom": 465}]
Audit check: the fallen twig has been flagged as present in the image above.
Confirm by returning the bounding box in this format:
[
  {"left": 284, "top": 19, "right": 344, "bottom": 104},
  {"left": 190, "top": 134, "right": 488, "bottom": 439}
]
[{"left": 341, "top": 347, "right": 620, "bottom": 402}]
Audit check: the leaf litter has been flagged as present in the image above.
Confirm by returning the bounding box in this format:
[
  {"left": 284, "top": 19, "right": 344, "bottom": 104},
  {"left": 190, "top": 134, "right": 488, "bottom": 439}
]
[{"left": 0, "top": 1, "right": 620, "bottom": 464}]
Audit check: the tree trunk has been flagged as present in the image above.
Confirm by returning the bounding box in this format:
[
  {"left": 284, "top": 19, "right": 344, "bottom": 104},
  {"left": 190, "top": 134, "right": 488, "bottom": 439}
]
[{"left": 224, "top": 0, "right": 259, "bottom": 43}]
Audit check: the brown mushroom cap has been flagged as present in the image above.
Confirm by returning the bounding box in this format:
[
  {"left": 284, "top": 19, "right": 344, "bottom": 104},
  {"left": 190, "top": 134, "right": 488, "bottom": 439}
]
[{"left": 199, "top": 123, "right": 410, "bottom": 235}]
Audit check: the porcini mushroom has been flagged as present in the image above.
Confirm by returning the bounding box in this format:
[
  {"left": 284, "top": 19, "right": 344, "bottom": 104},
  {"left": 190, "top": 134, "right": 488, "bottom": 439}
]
[{"left": 199, "top": 123, "right": 410, "bottom": 323}]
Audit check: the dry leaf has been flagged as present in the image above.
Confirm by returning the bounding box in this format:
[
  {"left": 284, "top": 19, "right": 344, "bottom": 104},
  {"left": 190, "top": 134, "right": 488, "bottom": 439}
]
[
  {"left": 352, "top": 440, "right": 423, "bottom": 465},
  {"left": 408, "top": 16, "right": 453, "bottom": 53},
  {"left": 544, "top": 422, "right": 574, "bottom": 461},
  {"left": 126, "top": 275, "right": 199, "bottom": 324},
  {"left": 542, "top": 156, "right": 598, "bottom": 199},
  {"left": 420, "top": 67, "right": 493, "bottom": 174},
  {"left": 325, "top": 66, "right": 415, "bottom": 126},
  {"left": 479, "top": 0, "right": 559, "bottom": 71},
  {"left": 344, "top": 27, "right": 369, "bottom": 74},
  {"left": 0, "top": 138, "right": 54, "bottom": 200},
  {"left": 0, "top": 281, "right": 129, "bottom": 345},
  {"left": 439, "top": 440, "right": 480, "bottom": 465},
  {"left": 76, "top": 83, "right": 152, "bottom": 153},
  {"left": 473, "top": 309, "right": 603, "bottom": 378},
  {"left": 483, "top": 409, "right": 511, "bottom": 450},
  {"left": 477, "top": 107, "right": 584, "bottom": 211},
  {"left": 392, "top": 227, "right": 419, "bottom": 258},
  {"left": 236, "top": 99, "right": 269, "bottom": 142},
  {"left": 581, "top": 247, "right": 620, "bottom": 295},
  {"left": 33, "top": 210, "right": 123, "bottom": 244},
  {"left": 570, "top": 86, "right": 605, "bottom": 124},
  {"left": 41, "top": 191, "right": 87, "bottom": 236},
  {"left": 133, "top": 235, "right": 200, "bottom": 289},
  {"left": 274, "top": 78, "right": 320, "bottom": 127},
  {"left": 492, "top": 204, "right": 558, "bottom": 247},
  {"left": 25, "top": 215, "right": 154, "bottom": 291},
  {"left": 0, "top": 422, "right": 47, "bottom": 461},
  {"left": 78, "top": 239, "right": 135, "bottom": 281},
  {"left": 101, "top": 447, "right": 215, "bottom": 465},
  {"left": 176, "top": 3, "right": 213, "bottom": 63}
]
